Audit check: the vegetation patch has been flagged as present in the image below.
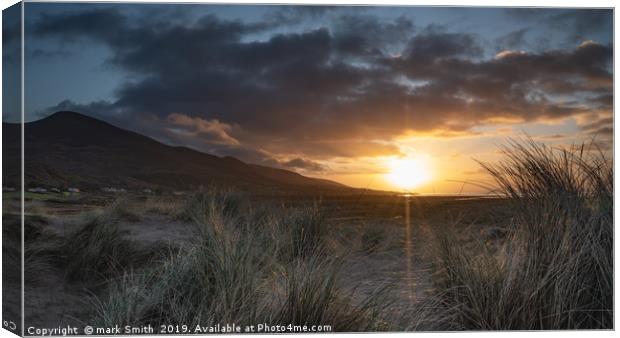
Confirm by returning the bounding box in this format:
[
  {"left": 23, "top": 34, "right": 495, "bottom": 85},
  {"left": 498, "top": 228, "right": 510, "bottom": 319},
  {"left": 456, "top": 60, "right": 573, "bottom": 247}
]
[{"left": 427, "top": 140, "right": 613, "bottom": 329}]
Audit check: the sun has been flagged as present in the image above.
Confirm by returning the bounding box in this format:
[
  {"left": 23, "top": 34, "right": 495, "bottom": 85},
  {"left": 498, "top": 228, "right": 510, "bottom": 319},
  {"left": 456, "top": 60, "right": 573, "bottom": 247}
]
[{"left": 385, "top": 156, "right": 432, "bottom": 190}]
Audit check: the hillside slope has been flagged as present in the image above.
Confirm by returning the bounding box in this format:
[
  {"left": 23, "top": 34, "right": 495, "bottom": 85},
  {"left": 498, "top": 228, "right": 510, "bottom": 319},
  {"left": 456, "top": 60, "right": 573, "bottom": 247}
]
[{"left": 2, "top": 111, "right": 348, "bottom": 193}]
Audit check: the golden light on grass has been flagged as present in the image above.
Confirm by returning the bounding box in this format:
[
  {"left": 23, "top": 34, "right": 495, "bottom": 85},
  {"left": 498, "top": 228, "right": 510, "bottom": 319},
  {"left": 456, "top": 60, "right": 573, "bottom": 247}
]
[{"left": 385, "top": 155, "right": 432, "bottom": 190}]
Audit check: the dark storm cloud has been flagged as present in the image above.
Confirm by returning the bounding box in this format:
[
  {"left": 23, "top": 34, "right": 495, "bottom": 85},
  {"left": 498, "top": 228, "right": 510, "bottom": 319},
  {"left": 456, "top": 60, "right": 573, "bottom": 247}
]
[
  {"left": 32, "top": 7, "right": 613, "bottom": 171},
  {"left": 404, "top": 29, "right": 484, "bottom": 62},
  {"left": 332, "top": 14, "right": 414, "bottom": 56},
  {"left": 389, "top": 39, "right": 611, "bottom": 124},
  {"left": 33, "top": 8, "right": 128, "bottom": 41}
]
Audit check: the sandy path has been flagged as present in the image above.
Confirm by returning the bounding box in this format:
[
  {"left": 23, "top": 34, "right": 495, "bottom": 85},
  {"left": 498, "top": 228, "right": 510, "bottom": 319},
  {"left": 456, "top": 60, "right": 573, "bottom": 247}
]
[{"left": 339, "top": 217, "right": 433, "bottom": 311}]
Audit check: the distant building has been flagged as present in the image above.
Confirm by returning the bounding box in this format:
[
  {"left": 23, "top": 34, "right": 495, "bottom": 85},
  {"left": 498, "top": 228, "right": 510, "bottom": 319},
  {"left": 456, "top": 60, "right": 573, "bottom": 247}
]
[
  {"left": 2, "top": 187, "right": 16, "bottom": 192},
  {"left": 102, "top": 187, "right": 127, "bottom": 193},
  {"left": 27, "top": 187, "right": 47, "bottom": 193},
  {"left": 67, "top": 187, "right": 80, "bottom": 193},
  {"left": 142, "top": 189, "right": 153, "bottom": 194},
  {"left": 50, "top": 188, "right": 61, "bottom": 193}
]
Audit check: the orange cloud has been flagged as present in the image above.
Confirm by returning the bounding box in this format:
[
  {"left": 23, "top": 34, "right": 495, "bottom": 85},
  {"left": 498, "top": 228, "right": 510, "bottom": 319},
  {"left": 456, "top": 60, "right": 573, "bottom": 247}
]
[{"left": 167, "top": 113, "right": 240, "bottom": 146}]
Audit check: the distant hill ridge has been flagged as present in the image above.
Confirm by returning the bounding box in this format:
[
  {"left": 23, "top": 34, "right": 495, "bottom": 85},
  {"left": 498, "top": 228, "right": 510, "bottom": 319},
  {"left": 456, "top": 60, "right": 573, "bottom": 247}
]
[{"left": 2, "top": 111, "right": 349, "bottom": 193}]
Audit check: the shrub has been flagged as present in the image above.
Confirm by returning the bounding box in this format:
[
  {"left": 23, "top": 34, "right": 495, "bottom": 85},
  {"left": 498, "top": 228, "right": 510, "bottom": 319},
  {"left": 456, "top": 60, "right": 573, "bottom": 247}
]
[
  {"left": 92, "top": 191, "right": 391, "bottom": 330},
  {"left": 142, "top": 196, "right": 182, "bottom": 216},
  {"left": 107, "top": 198, "right": 142, "bottom": 223},
  {"left": 63, "top": 210, "right": 139, "bottom": 282},
  {"left": 285, "top": 204, "right": 328, "bottom": 258},
  {"left": 427, "top": 139, "right": 613, "bottom": 329},
  {"left": 174, "top": 188, "right": 244, "bottom": 223},
  {"left": 270, "top": 253, "right": 390, "bottom": 331}
]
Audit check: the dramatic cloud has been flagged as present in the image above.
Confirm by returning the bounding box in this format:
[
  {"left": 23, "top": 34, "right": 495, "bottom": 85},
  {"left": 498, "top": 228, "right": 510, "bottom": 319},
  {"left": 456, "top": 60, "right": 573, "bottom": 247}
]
[
  {"left": 166, "top": 113, "right": 240, "bottom": 146},
  {"left": 332, "top": 14, "right": 415, "bottom": 56},
  {"left": 28, "top": 6, "right": 613, "bottom": 173},
  {"left": 579, "top": 116, "right": 613, "bottom": 137},
  {"left": 280, "top": 158, "right": 326, "bottom": 172}
]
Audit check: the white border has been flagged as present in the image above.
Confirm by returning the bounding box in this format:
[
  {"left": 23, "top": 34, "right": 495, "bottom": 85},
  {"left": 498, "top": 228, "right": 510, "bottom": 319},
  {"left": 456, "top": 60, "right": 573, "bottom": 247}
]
[{"left": 0, "top": 1, "right": 617, "bottom": 338}]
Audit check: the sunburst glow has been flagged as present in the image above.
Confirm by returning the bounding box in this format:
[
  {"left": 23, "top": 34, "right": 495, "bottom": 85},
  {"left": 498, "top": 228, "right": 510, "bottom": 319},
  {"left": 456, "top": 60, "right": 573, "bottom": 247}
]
[{"left": 385, "top": 156, "right": 432, "bottom": 190}]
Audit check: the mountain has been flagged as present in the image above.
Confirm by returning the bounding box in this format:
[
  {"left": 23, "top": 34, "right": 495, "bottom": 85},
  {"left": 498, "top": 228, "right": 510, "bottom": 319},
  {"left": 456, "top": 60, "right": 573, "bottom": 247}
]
[{"left": 2, "top": 111, "right": 349, "bottom": 193}]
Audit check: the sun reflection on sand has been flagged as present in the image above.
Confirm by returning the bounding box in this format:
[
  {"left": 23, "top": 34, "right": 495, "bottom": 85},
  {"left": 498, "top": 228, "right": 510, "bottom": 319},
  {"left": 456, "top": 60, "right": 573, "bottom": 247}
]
[{"left": 404, "top": 194, "right": 414, "bottom": 301}]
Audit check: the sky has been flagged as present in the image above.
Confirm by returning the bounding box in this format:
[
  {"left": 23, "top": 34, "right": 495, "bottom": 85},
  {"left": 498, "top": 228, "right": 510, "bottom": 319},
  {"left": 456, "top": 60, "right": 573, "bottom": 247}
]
[{"left": 2, "top": 3, "right": 613, "bottom": 193}]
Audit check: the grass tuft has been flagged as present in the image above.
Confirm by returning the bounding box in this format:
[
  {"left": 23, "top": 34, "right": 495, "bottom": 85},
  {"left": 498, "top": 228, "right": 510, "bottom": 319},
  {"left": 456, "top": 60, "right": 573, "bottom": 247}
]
[
  {"left": 427, "top": 139, "right": 613, "bottom": 329},
  {"left": 63, "top": 207, "right": 140, "bottom": 282},
  {"left": 91, "top": 191, "right": 391, "bottom": 330}
]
